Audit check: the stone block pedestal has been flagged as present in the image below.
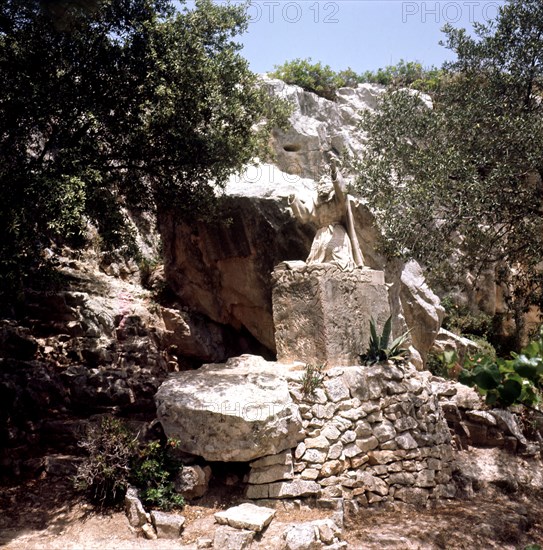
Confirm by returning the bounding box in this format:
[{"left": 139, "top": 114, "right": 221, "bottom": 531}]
[{"left": 272, "top": 263, "right": 390, "bottom": 366}]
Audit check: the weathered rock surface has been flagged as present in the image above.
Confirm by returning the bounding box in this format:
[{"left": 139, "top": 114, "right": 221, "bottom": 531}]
[
  {"left": 431, "top": 328, "right": 479, "bottom": 364},
  {"left": 399, "top": 260, "right": 445, "bottom": 367},
  {"left": 155, "top": 355, "right": 304, "bottom": 461},
  {"left": 125, "top": 486, "right": 149, "bottom": 528},
  {"left": 160, "top": 80, "right": 444, "bottom": 364},
  {"left": 283, "top": 523, "right": 322, "bottom": 550},
  {"left": 150, "top": 510, "right": 185, "bottom": 539},
  {"left": 214, "top": 503, "right": 276, "bottom": 532},
  {"left": 161, "top": 307, "right": 227, "bottom": 362},
  {"left": 213, "top": 525, "right": 254, "bottom": 550},
  {"left": 159, "top": 184, "right": 312, "bottom": 352},
  {"left": 272, "top": 263, "right": 390, "bottom": 366},
  {"left": 175, "top": 465, "right": 212, "bottom": 500}
]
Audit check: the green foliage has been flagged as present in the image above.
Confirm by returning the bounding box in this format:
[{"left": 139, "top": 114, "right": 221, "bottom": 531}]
[
  {"left": 270, "top": 58, "right": 442, "bottom": 101},
  {"left": 132, "top": 439, "right": 185, "bottom": 511},
  {"left": 270, "top": 58, "right": 353, "bottom": 101},
  {"left": 0, "top": 0, "right": 288, "bottom": 309},
  {"left": 301, "top": 363, "right": 325, "bottom": 397},
  {"left": 441, "top": 297, "right": 494, "bottom": 339},
  {"left": 355, "top": 0, "right": 543, "bottom": 339},
  {"left": 74, "top": 417, "right": 137, "bottom": 506},
  {"left": 360, "top": 316, "right": 410, "bottom": 365},
  {"left": 360, "top": 60, "right": 443, "bottom": 92},
  {"left": 459, "top": 325, "right": 543, "bottom": 407},
  {"left": 464, "top": 335, "right": 497, "bottom": 362},
  {"left": 75, "top": 417, "right": 185, "bottom": 511},
  {"left": 426, "top": 350, "right": 460, "bottom": 379}
]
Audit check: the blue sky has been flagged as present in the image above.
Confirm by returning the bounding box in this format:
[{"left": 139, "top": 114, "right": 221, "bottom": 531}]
[{"left": 236, "top": 1, "right": 505, "bottom": 73}]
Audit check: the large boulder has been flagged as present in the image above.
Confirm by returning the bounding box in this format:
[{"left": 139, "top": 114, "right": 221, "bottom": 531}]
[
  {"left": 399, "top": 260, "right": 445, "bottom": 367},
  {"left": 155, "top": 355, "right": 304, "bottom": 462}
]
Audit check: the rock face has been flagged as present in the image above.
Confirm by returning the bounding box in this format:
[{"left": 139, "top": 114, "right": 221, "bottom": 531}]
[
  {"left": 399, "top": 260, "right": 445, "bottom": 366},
  {"left": 160, "top": 80, "right": 444, "bottom": 364},
  {"left": 155, "top": 355, "right": 304, "bottom": 462},
  {"left": 265, "top": 78, "right": 384, "bottom": 180},
  {"left": 272, "top": 263, "right": 390, "bottom": 366},
  {"left": 0, "top": 251, "right": 174, "bottom": 477},
  {"left": 160, "top": 189, "right": 312, "bottom": 352}
]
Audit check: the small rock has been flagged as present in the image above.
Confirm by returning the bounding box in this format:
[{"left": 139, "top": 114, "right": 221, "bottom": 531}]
[
  {"left": 248, "top": 462, "right": 294, "bottom": 484},
  {"left": 283, "top": 523, "right": 322, "bottom": 550},
  {"left": 314, "top": 518, "right": 341, "bottom": 544},
  {"left": 251, "top": 450, "right": 293, "bottom": 469},
  {"left": 214, "top": 503, "right": 275, "bottom": 533},
  {"left": 142, "top": 522, "right": 157, "bottom": 540},
  {"left": 320, "top": 460, "right": 344, "bottom": 478},
  {"left": 396, "top": 432, "right": 418, "bottom": 450},
  {"left": 372, "top": 421, "right": 397, "bottom": 443},
  {"left": 150, "top": 510, "right": 185, "bottom": 539},
  {"left": 303, "top": 448, "right": 327, "bottom": 463},
  {"left": 301, "top": 468, "right": 320, "bottom": 480},
  {"left": 125, "top": 486, "right": 148, "bottom": 528},
  {"left": 327, "top": 442, "right": 343, "bottom": 460},
  {"left": 175, "top": 465, "right": 212, "bottom": 500},
  {"left": 213, "top": 525, "right": 254, "bottom": 550},
  {"left": 321, "top": 423, "right": 341, "bottom": 441},
  {"left": 305, "top": 435, "right": 330, "bottom": 449},
  {"left": 294, "top": 443, "right": 306, "bottom": 460},
  {"left": 355, "top": 436, "right": 378, "bottom": 453},
  {"left": 340, "top": 430, "right": 356, "bottom": 444},
  {"left": 268, "top": 479, "right": 321, "bottom": 499},
  {"left": 323, "top": 378, "right": 350, "bottom": 403},
  {"left": 465, "top": 410, "right": 497, "bottom": 426}
]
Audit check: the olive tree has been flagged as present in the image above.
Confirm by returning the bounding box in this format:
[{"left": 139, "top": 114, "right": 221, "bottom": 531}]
[
  {"left": 0, "top": 0, "right": 287, "bottom": 308},
  {"left": 355, "top": 0, "right": 543, "bottom": 345}
]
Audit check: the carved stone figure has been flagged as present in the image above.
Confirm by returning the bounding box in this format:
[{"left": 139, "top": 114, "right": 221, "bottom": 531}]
[{"left": 288, "top": 160, "right": 365, "bottom": 270}]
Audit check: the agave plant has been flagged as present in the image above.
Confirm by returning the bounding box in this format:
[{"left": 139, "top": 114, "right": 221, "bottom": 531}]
[{"left": 360, "top": 316, "right": 410, "bottom": 365}]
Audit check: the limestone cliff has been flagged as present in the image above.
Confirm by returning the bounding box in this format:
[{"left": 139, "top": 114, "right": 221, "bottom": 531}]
[{"left": 160, "top": 79, "right": 444, "bottom": 366}]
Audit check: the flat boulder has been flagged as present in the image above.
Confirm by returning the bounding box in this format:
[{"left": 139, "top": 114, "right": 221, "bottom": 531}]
[{"left": 155, "top": 355, "right": 304, "bottom": 462}]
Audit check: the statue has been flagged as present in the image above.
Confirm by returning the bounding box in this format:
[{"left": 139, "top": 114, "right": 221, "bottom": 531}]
[{"left": 288, "top": 160, "right": 365, "bottom": 271}]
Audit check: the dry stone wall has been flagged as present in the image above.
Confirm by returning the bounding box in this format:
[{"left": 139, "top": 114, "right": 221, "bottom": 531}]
[{"left": 246, "top": 362, "right": 455, "bottom": 507}]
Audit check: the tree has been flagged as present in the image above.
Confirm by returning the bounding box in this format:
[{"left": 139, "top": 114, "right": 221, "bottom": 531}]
[
  {"left": 0, "top": 0, "right": 287, "bottom": 308},
  {"left": 354, "top": 0, "right": 543, "bottom": 345}
]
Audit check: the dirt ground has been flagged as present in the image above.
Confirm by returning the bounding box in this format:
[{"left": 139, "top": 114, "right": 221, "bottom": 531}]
[{"left": 1, "top": 477, "right": 542, "bottom": 549}]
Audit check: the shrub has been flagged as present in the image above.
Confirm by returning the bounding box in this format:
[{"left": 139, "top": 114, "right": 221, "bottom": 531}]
[
  {"left": 301, "top": 363, "right": 326, "bottom": 397},
  {"left": 270, "top": 58, "right": 443, "bottom": 101},
  {"left": 132, "top": 439, "right": 185, "bottom": 511},
  {"left": 360, "top": 60, "right": 443, "bottom": 91},
  {"left": 75, "top": 417, "right": 185, "bottom": 511},
  {"left": 270, "top": 58, "right": 345, "bottom": 101},
  {"left": 441, "top": 297, "right": 493, "bottom": 338},
  {"left": 459, "top": 325, "right": 543, "bottom": 407},
  {"left": 426, "top": 350, "right": 461, "bottom": 379},
  {"left": 74, "top": 417, "right": 137, "bottom": 506}
]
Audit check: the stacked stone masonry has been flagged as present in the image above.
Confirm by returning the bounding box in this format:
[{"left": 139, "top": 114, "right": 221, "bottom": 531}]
[{"left": 246, "top": 362, "right": 455, "bottom": 506}]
